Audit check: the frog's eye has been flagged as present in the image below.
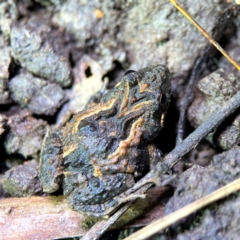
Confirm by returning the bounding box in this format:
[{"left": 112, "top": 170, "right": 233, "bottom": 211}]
[
  {"left": 124, "top": 70, "right": 136, "bottom": 76},
  {"left": 124, "top": 70, "right": 138, "bottom": 87},
  {"left": 160, "top": 94, "right": 168, "bottom": 105}
]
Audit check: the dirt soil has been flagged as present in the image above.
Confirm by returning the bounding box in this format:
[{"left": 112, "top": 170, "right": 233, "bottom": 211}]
[{"left": 0, "top": 0, "right": 240, "bottom": 239}]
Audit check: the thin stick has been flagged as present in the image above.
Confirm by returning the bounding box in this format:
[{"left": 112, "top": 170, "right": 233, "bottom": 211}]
[
  {"left": 124, "top": 177, "right": 240, "bottom": 240},
  {"left": 170, "top": 0, "right": 240, "bottom": 71},
  {"left": 165, "top": 90, "right": 240, "bottom": 168}
]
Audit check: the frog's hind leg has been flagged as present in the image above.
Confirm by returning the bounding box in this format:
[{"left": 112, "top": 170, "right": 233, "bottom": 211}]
[
  {"left": 39, "top": 128, "right": 63, "bottom": 193},
  {"left": 66, "top": 173, "right": 135, "bottom": 217}
]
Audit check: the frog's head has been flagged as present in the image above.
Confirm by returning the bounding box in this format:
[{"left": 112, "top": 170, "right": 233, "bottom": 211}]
[
  {"left": 115, "top": 64, "right": 171, "bottom": 140},
  {"left": 120, "top": 64, "right": 171, "bottom": 115},
  {"left": 137, "top": 64, "right": 171, "bottom": 113}
]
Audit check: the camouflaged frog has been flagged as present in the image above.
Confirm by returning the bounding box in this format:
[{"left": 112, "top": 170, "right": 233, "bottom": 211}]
[{"left": 39, "top": 64, "right": 171, "bottom": 216}]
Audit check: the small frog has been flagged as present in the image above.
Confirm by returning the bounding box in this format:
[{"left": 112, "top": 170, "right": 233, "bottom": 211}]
[{"left": 39, "top": 64, "right": 171, "bottom": 216}]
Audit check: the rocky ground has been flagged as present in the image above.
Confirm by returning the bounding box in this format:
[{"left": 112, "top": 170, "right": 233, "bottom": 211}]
[{"left": 0, "top": 0, "right": 240, "bottom": 239}]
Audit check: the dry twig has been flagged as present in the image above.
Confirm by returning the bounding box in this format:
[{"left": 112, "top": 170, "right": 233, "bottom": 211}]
[
  {"left": 170, "top": 0, "right": 240, "bottom": 71},
  {"left": 124, "top": 178, "right": 240, "bottom": 240}
]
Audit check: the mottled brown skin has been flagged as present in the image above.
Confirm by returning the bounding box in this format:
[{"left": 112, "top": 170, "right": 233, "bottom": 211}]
[{"left": 39, "top": 64, "right": 171, "bottom": 216}]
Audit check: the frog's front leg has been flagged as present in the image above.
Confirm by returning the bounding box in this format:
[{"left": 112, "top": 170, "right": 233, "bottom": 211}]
[
  {"left": 101, "top": 146, "right": 173, "bottom": 213},
  {"left": 39, "top": 128, "right": 63, "bottom": 193},
  {"left": 64, "top": 173, "right": 135, "bottom": 216}
]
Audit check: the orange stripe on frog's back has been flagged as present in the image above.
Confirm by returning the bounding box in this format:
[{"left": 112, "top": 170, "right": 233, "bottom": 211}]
[
  {"left": 108, "top": 117, "right": 144, "bottom": 161},
  {"left": 118, "top": 100, "right": 154, "bottom": 118},
  {"left": 71, "top": 98, "right": 116, "bottom": 134}
]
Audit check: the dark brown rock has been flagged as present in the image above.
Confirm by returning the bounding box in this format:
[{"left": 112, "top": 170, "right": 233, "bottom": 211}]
[
  {"left": 11, "top": 14, "right": 72, "bottom": 87},
  {"left": 188, "top": 68, "right": 240, "bottom": 149},
  {"left": 9, "top": 71, "right": 66, "bottom": 115},
  {"left": 3, "top": 160, "right": 42, "bottom": 197},
  {"left": 4, "top": 110, "right": 47, "bottom": 158}
]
